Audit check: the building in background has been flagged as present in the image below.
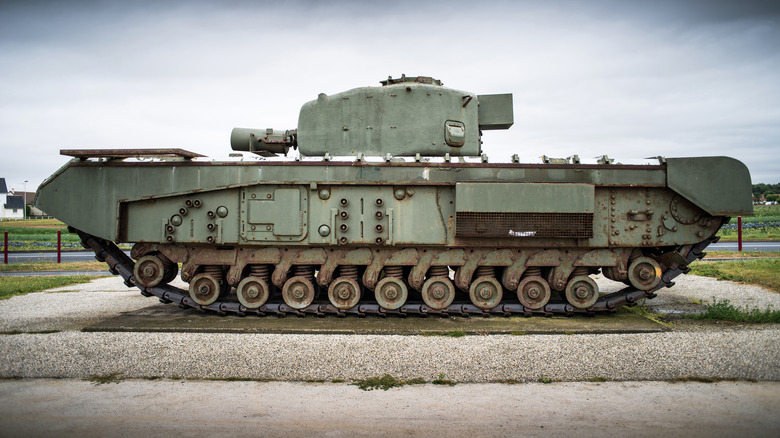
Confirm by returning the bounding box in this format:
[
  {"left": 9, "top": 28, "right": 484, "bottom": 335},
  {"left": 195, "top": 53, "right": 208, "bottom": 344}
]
[
  {"left": 1, "top": 178, "right": 25, "bottom": 219},
  {"left": 8, "top": 189, "right": 38, "bottom": 215}
]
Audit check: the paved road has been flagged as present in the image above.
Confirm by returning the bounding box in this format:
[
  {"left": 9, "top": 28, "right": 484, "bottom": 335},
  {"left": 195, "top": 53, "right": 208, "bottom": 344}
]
[
  {"left": 1, "top": 380, "right": 777, "bottom": 438},
  {"left": 708, "top": 241, "right": 780, "bottom": 251},
  {"left": 0, "top": 270, "right": 110, "bottom": 277},
  {"left": 1, "top": 250, "right": 129, "bottom": 264}
]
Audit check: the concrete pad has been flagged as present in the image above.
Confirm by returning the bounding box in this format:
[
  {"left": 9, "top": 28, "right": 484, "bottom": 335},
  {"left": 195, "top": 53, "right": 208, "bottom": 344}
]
[
  {"left": 84, "top": 302, "right": 664, "bottom": 335},
  {"left": 1, "top": 380, "right": 778, "bottom": 438}
]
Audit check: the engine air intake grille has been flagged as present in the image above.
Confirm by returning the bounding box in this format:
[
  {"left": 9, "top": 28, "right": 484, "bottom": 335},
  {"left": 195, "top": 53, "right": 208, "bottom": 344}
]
[{"left": 456, "top": 212, "right": 593, "bottom": 239}]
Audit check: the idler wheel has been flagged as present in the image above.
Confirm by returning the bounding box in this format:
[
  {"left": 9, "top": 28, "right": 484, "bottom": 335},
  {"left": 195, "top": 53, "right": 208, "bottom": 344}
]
[
  {"left": 327, "top": 277, "right": 361, "bottom": 310},
  {"left": 236, "top": 276, "right": 270, "bottom": 309},
  {"left": 188, "top": 273, "right": 221, "bottom": 306},
  {"left": 375, "top": 277, "right": 408, "bottom": 310},
  {"left": 468, "top": 276, "right": 503, "bottom": 310},
  {"left": 564, "top": 276, "right": 599, "bottom": 309},
  {"left": 421, "top": 276, "right": 455, "bottom": 310},
  {"left": 628, "top": 256, "right": 663, "bottom": 291},
  {"left": 282, "top": 275, "right": 316, "bottom": 309},
  {"left": 517, "top": 276, "right": 551, "bottom": 310},
  {"left": 134, "top": 255, "right": 165, "bottom": 288}
]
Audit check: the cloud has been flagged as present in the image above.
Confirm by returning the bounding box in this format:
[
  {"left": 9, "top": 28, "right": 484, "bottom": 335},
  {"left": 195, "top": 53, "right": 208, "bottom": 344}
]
[{"left": 0, "top": 0, "right": 778, "bottom": 187}]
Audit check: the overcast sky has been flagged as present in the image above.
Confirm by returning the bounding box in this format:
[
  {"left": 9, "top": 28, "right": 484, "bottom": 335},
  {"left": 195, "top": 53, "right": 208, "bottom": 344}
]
[{"left": 1, "top": 0, "right": 778, "bottom": 192}]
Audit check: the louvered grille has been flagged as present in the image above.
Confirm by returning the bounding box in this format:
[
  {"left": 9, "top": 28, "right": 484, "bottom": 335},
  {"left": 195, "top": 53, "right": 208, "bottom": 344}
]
[{"left": 455, "top": 212, "right": 593, "bottom": 238}]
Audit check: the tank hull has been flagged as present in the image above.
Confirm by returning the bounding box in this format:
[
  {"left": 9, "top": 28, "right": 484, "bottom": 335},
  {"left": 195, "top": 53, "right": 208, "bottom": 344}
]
[
  {"left": 36, "top": 157, "right": 749, "bottom": 246},
  {"left": 35, "top": 155, "right": 751, "bottom": 315}
]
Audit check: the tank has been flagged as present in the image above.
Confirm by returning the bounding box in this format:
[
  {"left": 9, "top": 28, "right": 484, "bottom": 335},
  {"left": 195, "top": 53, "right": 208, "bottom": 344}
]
[{"left": 35, "top": 76, "right": 754, "bottom": 316}]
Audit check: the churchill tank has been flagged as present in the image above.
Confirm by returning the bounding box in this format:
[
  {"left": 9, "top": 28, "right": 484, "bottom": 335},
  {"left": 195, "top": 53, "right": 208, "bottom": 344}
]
[{"left": 35, "top": 75, "right": 753, "bottom": 316}]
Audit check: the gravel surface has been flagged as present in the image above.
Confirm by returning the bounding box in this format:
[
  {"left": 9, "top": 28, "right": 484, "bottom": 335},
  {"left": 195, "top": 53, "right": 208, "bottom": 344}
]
[
  {"left": 0, "top": 274, "right": 778, "bottom": 382},
  {"left": 0, "top": 277, "right": 152, "bottom": 332},
  {"left": 1, "top": 327, "right": 778, "bottom": 381},
  {"left": 639, "top": 273, "right": 780, "bottom": 314}
]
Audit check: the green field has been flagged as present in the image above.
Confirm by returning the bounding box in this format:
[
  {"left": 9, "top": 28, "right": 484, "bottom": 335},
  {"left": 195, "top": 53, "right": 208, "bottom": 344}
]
[
  {"left": 0, "top": 219, "right": 81, "bottom": 251},
  {"left": 0, "top": 261, "right": 108, "bottom": 272},
  {"left": 716, "top": 205, "right": 780, "bottom": 241}
]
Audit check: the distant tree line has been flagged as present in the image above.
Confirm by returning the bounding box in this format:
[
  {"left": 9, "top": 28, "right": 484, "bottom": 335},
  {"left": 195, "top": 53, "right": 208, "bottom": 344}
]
[{"left": 753, "top": 183, "right": 780, "bottom": 203}]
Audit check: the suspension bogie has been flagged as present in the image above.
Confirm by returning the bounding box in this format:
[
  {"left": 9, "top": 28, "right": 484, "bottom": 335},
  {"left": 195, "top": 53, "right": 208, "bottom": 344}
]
[{"left": 129, "top": 243, "right": 685, "bottom": 313}]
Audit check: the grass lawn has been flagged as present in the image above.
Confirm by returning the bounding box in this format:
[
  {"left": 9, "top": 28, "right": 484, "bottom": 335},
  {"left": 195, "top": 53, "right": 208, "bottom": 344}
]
[
  {"left": 0, "top": 276, "right": 101, "bottom": 300},
  {"left": 688, "top": 258, "right": 780, "bottom": 293},
  {"left": 689, "top": 298, "right": 780, "bottom": 323},
  {"left": 705, "top": 250, "right": 780, "bottom": 258}
]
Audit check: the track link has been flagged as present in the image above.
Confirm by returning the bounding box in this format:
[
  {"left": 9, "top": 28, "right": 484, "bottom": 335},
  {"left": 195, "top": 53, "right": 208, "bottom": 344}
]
[{"left": 74, "top": 228, "right": 717, "bottom": 317}]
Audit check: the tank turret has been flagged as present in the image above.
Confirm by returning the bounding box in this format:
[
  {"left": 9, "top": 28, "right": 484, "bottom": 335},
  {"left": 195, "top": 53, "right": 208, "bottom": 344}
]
[{"left": 233, "top": 75, "right": 514, "bottom": 157}]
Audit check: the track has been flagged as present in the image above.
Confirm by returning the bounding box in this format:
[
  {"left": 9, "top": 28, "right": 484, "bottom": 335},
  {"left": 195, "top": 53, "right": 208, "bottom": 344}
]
[{"left": 75, "top": 229, "right": 716, "bottom": 317}]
